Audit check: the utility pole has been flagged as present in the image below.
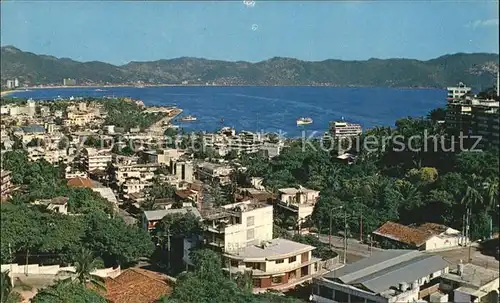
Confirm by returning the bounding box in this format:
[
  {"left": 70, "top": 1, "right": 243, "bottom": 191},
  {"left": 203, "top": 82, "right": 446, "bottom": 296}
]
[
  {"left": 467, "top": 208, "right": 472, "bottom": 263},
  {"left": 329, "top": 206, "right": 343, "bottom": 249},
  {"left": 343, "top": 208, "right": 347, "bottom": 264},
  {"left": 360, "top": 208, "right": 363, "bottom": 243},
  {"left": 167, "top": 227, "right": 171, "bottom": 271}
]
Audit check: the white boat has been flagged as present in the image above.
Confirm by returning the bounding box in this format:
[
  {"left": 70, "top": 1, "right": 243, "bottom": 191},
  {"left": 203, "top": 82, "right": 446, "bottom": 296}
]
[
  {"left": 296, "top": 117, "right": 313, "bottom": 125},
  {"left": 180, "top": 115, "right": 197, "bottom": 122},
  {"left": 95, "top": 88, "right": 106, "bottom": 92}
]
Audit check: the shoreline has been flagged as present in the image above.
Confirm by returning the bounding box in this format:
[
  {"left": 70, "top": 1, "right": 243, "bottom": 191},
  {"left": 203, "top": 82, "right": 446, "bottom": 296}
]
[{"left": 20, "top": 84, "right": 443, "bottom": 91}]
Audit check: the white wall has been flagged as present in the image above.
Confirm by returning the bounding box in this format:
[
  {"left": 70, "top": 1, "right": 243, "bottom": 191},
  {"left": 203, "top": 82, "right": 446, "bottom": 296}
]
[
  {"left": 454, "top": 290, "right": 471, "bottom": 303},
  {"left": 1, "top": 263, "right": 120, "bottom": 278},
  {"left": 224, "top": 205, "right": 273, "bottom": 253}
]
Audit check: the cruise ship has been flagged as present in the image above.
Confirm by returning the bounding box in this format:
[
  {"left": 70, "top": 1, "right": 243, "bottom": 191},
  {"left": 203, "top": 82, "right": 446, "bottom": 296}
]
[
  {"left": 180, "top": 115, "right": 197, "bottom": 122},
  {"left": 296, "top": 117, "right": 313, "bottom": 125}
]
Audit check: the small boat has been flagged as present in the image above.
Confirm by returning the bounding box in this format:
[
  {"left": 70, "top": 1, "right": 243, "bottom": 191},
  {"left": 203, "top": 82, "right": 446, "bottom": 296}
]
[
  {"left": 95, "top": 88, "right": 106, "bottom": 92},
  {"left": 296, "top": 117, "right": 313, "bottom": 125},
  {"left": 180, "top": 115, "right": 197, "bottom": 122}
]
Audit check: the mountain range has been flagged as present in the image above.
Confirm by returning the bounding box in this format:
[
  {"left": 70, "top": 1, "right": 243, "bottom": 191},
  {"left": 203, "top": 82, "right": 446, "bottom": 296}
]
[{"left": 1, "top": 45, "right": 498, "bottom": 88}]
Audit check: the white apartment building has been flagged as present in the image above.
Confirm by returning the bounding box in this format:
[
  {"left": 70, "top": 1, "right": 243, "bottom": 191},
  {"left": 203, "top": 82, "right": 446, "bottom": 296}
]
[
  {"left": 27, "top": 147, "right": 68, "bottom": 164},
  {"left": 277, "top": 186, "right": 320, "bottom": 225},
  {"left": 203, "top": 200, "right": 273, "bottom": 253},
  {"left": 112, "top": 163, "right": 158, "bottom": 186},
  {"left": 81, "top": 148, "right": 112, "bottom": 173},
  {"left": 63, "top": 111, "right": 97, "bottom": 127},
  {"left": 329, "top": 121, "right": 362, "bottom": 139},
  {"left": 447, "top": 82, "right": 472, "bottom": 101},
  {"left": 170, "top": 159, "right": 194, "bottom": 184},
  {"left": 224, "top": 238, "right": 320, "bottom": 292},
  {"left": 122, "top": 178, "right": 152, "bottom": 196},
  {"left": 145, "top": 149, "right": 186, "bottom": 165}
]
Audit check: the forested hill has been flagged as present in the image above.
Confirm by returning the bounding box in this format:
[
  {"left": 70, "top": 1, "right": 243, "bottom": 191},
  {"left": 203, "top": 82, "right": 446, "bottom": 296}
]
[{"left": 1, "top": 45, "right": 498, "bottom": 88}]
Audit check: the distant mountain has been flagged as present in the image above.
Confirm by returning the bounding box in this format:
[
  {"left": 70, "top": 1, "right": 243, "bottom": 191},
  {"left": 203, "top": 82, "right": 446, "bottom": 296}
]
[{"left": 1, "top": 45, "right": 498, "bottom": 89}]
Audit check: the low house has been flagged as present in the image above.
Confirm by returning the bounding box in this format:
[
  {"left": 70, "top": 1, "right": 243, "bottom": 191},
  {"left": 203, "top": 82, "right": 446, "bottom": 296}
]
[
  {"left": 312, "top": 250, "right": 451, "bottom": 303},
  {"left": 142, "top": 207, "right": 202, "bottom": 232},
  {"left": 67, "top": 177, "right": 94, "bottom": 188},
  {"left": 33, "top": 196, "right": 69, "bottom": 214},
  {"left": 224, "top": 238, "right": 321, "bottom": 293},
  {"left": 372, "top": 222, "right": 467, "bottom": 251},
  {"left": 277, "top": 186, "right": 320, "bottom": 228},
  {"left": 235, "top": 188, "right": 273, "bottom": 204},
  {"left": 440, "top": 263, "right": 499, "bottom": 303}
]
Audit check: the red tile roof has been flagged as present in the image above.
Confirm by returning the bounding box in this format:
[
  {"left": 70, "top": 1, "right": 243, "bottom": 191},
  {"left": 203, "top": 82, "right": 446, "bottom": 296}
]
[
  {"left": 99, "top": 268, "right": 173, "bottom": 303},
  {"left": 373, "top": 221, "right": 432, "bottom": 247},
  {"left": 67, "top": 177, "right": 94, "bottom": 188}
]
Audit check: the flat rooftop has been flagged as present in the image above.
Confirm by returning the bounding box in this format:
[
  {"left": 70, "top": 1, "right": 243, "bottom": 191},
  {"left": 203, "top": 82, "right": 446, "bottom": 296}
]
[
  {"left": 225, "top": 238, "right": 315, "bottom": 260},
  {"left": 278, "top": 187, "right": 319, "bottom": 195},
  {"left": 442, "top": 263, "right": 499, "bottom": 289}
]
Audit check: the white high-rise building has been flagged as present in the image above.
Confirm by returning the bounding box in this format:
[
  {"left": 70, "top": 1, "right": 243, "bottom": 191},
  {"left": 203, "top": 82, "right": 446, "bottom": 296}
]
[
  {"left": 14, "top": 78, "right": 19, "bottom": 88},
  {"left": 447, "top": 82, "right": 472, "bottom": 101}
]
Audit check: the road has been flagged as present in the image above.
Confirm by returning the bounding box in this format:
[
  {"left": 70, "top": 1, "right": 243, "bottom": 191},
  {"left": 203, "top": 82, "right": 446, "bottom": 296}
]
[
  {"left": 316, "top": 233, "right": 499, "bottom": 270},
  {"left": 316, "top": 234, "right": 382, "bottom": 258},
  {"left": 429, "top": 245, "right": 499, "bottom": 272}
]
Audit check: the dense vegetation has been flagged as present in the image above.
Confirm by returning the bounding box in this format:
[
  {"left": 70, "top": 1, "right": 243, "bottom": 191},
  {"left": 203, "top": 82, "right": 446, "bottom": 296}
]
[
  {"left": 238, "top": 114, "right": 499, "bottom": 241},
  {"left": 0, "top": 151, "right": 154, "bottom": 266},
  {"left": 101, "top": 98, "right": 164, "bottom": 131},
  {"left": 2, "top": 46, "right": 498, "bottom": 88}
]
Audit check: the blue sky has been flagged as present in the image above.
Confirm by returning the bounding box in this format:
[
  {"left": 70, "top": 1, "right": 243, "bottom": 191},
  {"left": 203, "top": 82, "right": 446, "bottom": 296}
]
[{"left": 1, "top": 1, "right": 498, "bottom": 65}]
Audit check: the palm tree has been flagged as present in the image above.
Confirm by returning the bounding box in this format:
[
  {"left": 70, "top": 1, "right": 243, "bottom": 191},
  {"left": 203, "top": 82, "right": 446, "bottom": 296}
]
[
  {"left": 461, "top": 186, "right": 484, "bottom": 209},
  {"left": 57, "top": 248, "right": 106, "bottom": 292},
  {"left": 483, "top": 178, "right": 499, "bottom": 210},
  {"left": 0, "top": 271, "right": 21, "bottom": 303}
]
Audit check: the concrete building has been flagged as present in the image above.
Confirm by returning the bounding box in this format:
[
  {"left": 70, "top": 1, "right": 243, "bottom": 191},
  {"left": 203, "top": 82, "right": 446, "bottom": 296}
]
[
  {"left": 82, "top": 148, "right": 112, "bottom": 173},
  {"left": 447, "top": 82, "right": 472, "bottom": 101},
  {"left": 472, "top": 103, "right": 499, "bottom": 150},
  {"left": 372, "top": 222, "right": 467, "bottom": 251},
  {"left": 445, "top": 96, "right": 498, "bottom": 138},
  {"left": 329, "top": 121, "right": 362, "bottom": 139},
  {"left": 1, "top": 170, "right": 14, "bottom": 201},
  {"left": 277, "top": 186, "right": 320, "bottom": 226},
  {"left": 145, "top": 149, "right": 186, "bottom": 165},
  {"left": 203, "top": 200, "right": 273, "bottom": 253},
  {"left": 170, "top": 159, "right": 194, "bottom": 184},
  {"left": 142, "top": 207, "right": 202, "bottom": 232},
  {"left": 63, "top": 78, "right": 77, "bottom": 86},
  {"left": 224, "top": 238, "right": 320, "bottom": 292},
  {"left": 196, "top": 161, "right": 232, "bottom": 185},
  {"left": 312, "top": 250, "right": 451, "bottom": 303},
  {"left": 6, "top": 80, "right": 15, "bottom": 89},
  {"left": 440, "top": 263, "right": 499, "bottom": 303},
  {"left": 112, "top": 163, "right": 158, "bottom": 186},
  {"left": 64, "top": 111, "right": 96, "bottom": 127}
]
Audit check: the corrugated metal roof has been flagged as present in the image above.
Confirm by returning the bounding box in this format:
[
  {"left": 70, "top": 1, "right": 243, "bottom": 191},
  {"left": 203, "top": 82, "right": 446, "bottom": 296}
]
[{"left": 324, "top": 250, "right": 451, "bottom": 294}]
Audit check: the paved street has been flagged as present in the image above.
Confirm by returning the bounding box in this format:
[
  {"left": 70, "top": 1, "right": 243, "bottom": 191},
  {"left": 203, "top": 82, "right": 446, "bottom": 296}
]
[
  {"left": 317, "top": 234, "right": 382, "bottom": 258},
  {"left": 429, "top": 245, "right": 499, "bottom": 272},
  {"left": 315, "top": 233, "right": 499, "bottom": 270}
]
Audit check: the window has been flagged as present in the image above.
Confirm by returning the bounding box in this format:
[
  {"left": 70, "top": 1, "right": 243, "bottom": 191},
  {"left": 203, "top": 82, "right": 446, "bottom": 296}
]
[
  {"left": 230, "top": 260, "right": 239, "bottom": 267},
  {"left": 288, "top": 256, "right": 296, "bottom": 263},
  {"left": 247, "top": 216, "right": 255, "bottom": 227},
  {"left": 275, "top": 259, "right": 284, "bottom": 264},
  {"left": 334, "top": 290, "right": 349, "bottom": 302},
  {"left": 272, "top": 276, "right": 283, "bottom": 284},
  {"left": 246, "top": 229, "right": 254, "bottom": 240}
]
